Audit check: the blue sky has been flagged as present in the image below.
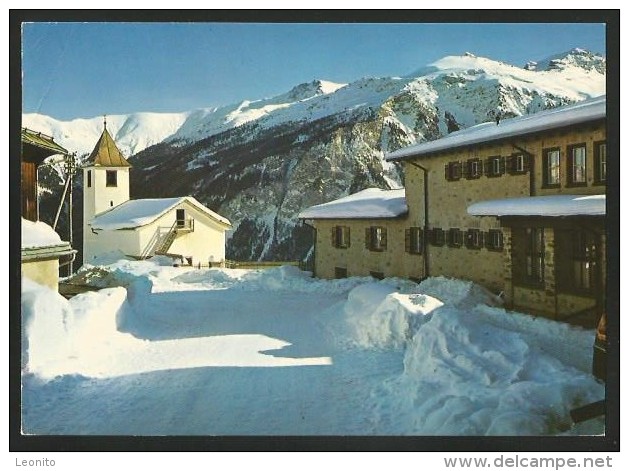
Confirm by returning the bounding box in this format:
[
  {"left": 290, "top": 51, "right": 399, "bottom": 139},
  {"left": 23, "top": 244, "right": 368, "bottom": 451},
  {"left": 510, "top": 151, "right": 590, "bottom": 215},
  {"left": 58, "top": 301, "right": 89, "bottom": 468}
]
[{"left": 22, "top": 22, "right": 606, "bottom": 120}]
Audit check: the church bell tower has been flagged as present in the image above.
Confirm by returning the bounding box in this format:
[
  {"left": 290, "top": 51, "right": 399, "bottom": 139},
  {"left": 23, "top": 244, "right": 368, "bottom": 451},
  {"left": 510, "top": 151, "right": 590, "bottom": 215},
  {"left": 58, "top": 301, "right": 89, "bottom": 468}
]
[{"left": 82, "top": 117, "right": 132, "bottom": 262}]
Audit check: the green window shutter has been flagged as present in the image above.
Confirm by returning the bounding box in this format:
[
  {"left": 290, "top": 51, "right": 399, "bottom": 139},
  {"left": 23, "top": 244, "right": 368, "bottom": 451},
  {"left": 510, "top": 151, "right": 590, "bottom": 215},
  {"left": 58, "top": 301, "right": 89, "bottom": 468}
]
[
  {"left": 346, "top": 227, "right": 351, "bottom": 248},
  {"left": 381, "top": 227, "right": 388, "bottom": 250},
  {"left": 365, "top": 227, "right": 372, "bottom": 250},
  {"left": 506, "top": 155, "right": 515, "bottom": 174},
  {"left": 405, "top": 228, "right": 411, "bottom": 253},
  {"left": 331, "top": 226, "right": 337, "bottom": 247},
  {"left": 483, "top": 158, "right": 491, "bottom": 176}
]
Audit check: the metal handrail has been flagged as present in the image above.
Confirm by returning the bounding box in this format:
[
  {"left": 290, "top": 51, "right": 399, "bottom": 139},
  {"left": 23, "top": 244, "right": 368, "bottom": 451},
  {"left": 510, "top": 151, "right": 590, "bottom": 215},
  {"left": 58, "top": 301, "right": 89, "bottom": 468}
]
[{"left": 176, "top": 217, "right": 194, "bottom": 231}]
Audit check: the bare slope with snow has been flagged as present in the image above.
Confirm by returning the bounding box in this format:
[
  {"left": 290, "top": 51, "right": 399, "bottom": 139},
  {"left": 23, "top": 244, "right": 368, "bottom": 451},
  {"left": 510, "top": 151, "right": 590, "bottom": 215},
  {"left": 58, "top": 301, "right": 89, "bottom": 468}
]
[{"left": 22, "top": 260, "right": 604, "bottom": 436}]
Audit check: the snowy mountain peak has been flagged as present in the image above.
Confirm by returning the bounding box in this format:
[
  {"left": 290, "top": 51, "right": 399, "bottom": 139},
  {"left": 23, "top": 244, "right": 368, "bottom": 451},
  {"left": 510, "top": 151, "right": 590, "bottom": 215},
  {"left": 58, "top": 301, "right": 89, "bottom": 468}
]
[
  {"left": 277, "top": 79, "right": 347, "bottom": 103},
  {"left": 535, "top": 48, "right": 605, "bottom": 73},
  {"left": 318, "top": 79, "right": 348, "bottom": 94},
  {"left": 423, "top": 53, "right": 521, "bottom": 77}
]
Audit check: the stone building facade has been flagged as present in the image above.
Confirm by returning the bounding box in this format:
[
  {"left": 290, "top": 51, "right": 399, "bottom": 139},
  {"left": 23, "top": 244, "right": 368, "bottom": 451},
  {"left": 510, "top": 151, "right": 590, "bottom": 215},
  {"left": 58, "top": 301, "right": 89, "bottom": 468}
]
[
  {"left": 299, "top": 188, "right": 424, "bottom": 280},
  {"left": 389, "top": 96, "right": 606, "bottom": 322},
  {"left": 303, "top": 96, "right": 607, "bottom": 323}
]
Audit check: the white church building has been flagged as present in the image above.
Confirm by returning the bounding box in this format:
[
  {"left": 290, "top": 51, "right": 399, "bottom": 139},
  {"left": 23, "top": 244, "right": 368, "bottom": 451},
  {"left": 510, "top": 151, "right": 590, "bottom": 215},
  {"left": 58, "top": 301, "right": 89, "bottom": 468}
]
[{"left": 82, "top": 122, "right": 232, "bottom": 266}]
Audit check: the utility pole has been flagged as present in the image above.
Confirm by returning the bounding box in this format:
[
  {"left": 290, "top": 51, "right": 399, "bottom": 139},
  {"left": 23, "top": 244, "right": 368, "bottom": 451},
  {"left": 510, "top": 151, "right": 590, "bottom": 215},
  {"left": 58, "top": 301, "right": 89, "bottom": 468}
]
[
  {"left": 67, "top": 153, "right": 74, "bottom": 275},
  {"left": 66, "top": 153, "right": 77, "bottom": 276},
  {"left": 52, "top": 152, "right": 78, "bottom": 276}
]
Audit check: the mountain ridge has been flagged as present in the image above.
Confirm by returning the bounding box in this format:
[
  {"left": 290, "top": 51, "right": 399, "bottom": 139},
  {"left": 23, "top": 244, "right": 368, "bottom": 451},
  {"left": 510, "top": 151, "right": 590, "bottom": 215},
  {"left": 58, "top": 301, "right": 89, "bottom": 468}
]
[
  {"left": 23, "top": 49, "right": 605, "bottom": 157},
  {"left": 24, "top": 49, "right": 606, "bottom": 264}
]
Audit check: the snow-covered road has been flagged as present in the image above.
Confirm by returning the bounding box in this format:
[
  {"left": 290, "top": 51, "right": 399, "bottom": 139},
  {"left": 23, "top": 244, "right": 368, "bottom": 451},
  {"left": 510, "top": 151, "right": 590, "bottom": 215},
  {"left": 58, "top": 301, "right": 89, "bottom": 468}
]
[{"left": 21, "top": 260, "right": 604, "bottom": 435}]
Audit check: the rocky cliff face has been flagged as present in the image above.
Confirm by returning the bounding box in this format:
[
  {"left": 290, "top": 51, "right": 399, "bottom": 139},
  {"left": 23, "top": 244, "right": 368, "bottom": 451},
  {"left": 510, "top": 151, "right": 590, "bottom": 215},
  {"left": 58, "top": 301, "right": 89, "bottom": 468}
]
[{"left": 26, "top": 49, "right": 606, "bottom": 264}]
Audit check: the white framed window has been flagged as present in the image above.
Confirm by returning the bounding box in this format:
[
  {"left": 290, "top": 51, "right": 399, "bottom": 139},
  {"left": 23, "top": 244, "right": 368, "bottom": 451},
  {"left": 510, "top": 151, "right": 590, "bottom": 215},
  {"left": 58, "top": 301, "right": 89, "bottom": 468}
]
[
  {"left": 569, "top": 144, "right": 587, "bottom": 185},
  {"left": 366, "top": 226, "right": 387, "bottom": 251},
  {"left": 543, "top": 148, "right": 560, "bottom": 186}
]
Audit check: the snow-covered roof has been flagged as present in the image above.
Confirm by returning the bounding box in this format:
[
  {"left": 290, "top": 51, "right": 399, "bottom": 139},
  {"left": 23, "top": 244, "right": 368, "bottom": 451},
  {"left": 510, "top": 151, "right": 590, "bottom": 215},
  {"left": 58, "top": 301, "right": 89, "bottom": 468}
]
[
  {"left": 298, "top": 188, "right": 408, "bottom": 220},
  {"left": 467, "top": 194, "right": 605, "bottom": 217},
  {"left": 22, "top": 218, "right": 64, "bottom": 248},
  {"left": 91, "top": 196, "right": 232, "bottom": 230},
  {"left": 21, "top": 218, "right": 74, "bottom": 261},
  {"left": 387, "top": 95, "right": 606, "bottom": 162}
]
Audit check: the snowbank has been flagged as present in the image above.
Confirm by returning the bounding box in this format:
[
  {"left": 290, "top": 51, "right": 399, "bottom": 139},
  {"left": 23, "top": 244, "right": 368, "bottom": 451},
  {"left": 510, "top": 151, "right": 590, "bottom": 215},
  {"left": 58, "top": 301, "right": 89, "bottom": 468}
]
[
  {"left": 338, "top": 276, "right": 501, "bottom": 349},
  {"left": 340, "top": 282, "right": 442, "bottom": 349},
  {"left": 392, "top": 305, "right": 603, "bottom": 435},
  {"left": 171, "top": 265, "right": 375, "bottom": 295},
  {"left": 335, "top": 275, "right": 602, "bottom": 435},
  {"left": 414, "top": 276, "right": 503, "bottom": 307},
  {"left": 21, "top": 278, "right": 135, "bottom": 378},
  {"left": 87, "top": 250, "right": 134, "bottom": 266},
  {"left": 21, "top": 278, "right": 72, "bottom": 372}
]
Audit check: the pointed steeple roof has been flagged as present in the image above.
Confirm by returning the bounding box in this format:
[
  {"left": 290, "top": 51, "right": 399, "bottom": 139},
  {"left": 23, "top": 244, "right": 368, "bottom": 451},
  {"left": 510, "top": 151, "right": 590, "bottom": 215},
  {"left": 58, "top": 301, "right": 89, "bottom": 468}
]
[{"left": 86, "top": 120, "right": 131, "bottom": 167}]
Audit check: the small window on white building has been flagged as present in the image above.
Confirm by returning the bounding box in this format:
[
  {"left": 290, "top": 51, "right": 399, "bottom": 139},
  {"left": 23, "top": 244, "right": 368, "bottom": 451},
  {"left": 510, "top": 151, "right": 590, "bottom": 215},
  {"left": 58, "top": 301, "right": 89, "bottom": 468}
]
[
  {"left": 106, "top": 170, "right": 117, "bottom": 187},
  {"left": 176, "top": 208, "right": 186, "bottom": 228}
]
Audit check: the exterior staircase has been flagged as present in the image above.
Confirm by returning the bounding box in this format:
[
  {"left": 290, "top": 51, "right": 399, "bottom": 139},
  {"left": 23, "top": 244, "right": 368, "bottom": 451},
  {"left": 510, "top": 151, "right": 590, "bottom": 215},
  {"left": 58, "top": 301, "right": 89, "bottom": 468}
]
[
  {"left": 155, "top": 222, "right": 178, "bottom": 255},
  {"left": 154, "top": 218, "right": 195, "bottom": 256}
]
